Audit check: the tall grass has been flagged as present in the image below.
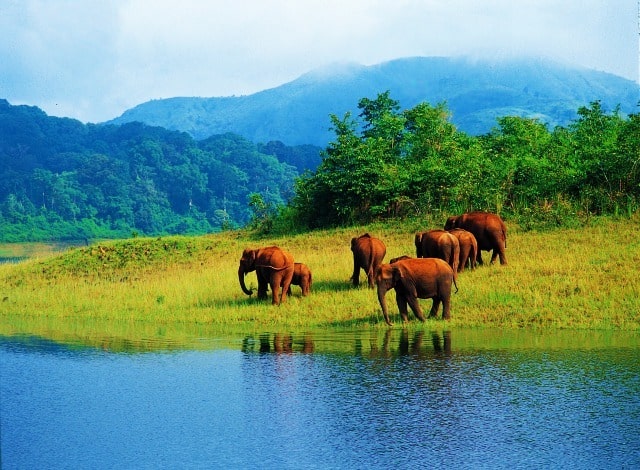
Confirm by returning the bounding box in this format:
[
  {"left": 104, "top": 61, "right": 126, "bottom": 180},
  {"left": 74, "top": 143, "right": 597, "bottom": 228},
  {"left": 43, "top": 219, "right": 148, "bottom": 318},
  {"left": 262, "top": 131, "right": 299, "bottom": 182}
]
[{"left": 1, "top": 217, "right": 639, "bottom": 346}]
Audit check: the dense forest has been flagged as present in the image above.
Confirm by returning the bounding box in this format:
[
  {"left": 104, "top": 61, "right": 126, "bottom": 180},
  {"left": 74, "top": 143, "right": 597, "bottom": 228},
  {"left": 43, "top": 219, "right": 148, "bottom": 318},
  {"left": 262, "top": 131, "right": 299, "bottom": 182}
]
[
  {"left": 281, "top": 92, "right": 639, "bottom": 232},
  {"left": 1, "top": 92, "right": 639, "bottom": 243},
  {"left": 0, "top": 99, "right": 320, "bottom": 242}
]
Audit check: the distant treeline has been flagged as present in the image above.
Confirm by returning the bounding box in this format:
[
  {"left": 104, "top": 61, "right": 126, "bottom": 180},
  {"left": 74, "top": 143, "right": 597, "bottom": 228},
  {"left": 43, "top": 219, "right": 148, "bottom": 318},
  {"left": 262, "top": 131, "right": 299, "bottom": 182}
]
[
  {"left": 279, "top": 92, "right": 640, "bottom": 232},
  {"left": 0, "top": 99, "right": 320, "bottom": 242}
]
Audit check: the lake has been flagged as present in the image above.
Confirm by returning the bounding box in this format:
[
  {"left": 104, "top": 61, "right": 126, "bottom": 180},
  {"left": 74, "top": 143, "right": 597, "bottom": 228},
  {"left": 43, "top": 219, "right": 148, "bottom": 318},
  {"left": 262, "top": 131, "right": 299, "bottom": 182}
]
[{"left": 1, "top": 328, "right": 639, "bottom": 469}]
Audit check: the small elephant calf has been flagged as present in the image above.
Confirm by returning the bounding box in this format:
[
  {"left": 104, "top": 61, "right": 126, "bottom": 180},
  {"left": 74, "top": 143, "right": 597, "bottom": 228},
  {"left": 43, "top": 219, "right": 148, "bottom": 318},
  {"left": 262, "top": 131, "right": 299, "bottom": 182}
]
[{"left": 287, "top": 262, "right": 312, "bottom": 296}]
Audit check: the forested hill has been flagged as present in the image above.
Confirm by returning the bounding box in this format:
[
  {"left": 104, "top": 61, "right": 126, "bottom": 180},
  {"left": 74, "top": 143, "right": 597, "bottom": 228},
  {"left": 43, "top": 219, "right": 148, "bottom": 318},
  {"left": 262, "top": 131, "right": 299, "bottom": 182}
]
[
  {"left": 106, "top": 56, "right": 640, "bottom": 145},
  {"left": 0, "top": 99, "right": 321, "bottom": 242}
]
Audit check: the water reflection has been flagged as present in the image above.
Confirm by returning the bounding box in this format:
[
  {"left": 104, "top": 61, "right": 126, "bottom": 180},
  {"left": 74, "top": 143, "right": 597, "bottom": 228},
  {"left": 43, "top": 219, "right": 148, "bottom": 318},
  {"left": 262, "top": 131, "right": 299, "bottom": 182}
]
[
  {"left": 240, "top": 329, "right": 452, "bottom": 358},
  {"left": 1, "top": 329, "right": 639, "bottom": 469}
]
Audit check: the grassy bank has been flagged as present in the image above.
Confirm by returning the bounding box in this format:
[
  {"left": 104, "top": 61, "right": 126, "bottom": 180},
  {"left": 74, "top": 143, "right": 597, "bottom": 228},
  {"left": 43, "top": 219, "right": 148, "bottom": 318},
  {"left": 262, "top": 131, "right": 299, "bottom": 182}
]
[{"left": 1, "top": 217, "right": 639, "bottom": 340}]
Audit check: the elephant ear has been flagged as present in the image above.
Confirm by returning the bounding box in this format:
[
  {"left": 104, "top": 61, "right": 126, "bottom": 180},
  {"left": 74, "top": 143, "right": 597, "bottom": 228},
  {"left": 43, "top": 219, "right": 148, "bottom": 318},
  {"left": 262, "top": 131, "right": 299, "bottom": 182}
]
[{"left": 394, "top": 265, "right": 418, "bottom": 298}]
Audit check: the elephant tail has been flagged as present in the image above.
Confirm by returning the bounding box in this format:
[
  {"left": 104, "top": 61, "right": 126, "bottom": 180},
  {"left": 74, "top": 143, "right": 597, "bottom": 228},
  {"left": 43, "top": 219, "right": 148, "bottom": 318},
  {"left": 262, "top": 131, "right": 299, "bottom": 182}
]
[
  {"left": 453, "top": 274, "right": 459, "bottom": 294},
  {"left": 255, "top": 263, "right": 293, "bottom": 271}
]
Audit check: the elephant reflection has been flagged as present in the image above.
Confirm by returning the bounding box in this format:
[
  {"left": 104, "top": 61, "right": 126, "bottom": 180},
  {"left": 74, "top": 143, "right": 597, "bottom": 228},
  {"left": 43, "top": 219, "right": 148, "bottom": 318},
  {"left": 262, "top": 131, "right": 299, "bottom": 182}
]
[
  {"left": 368, "top": 329, "right": 451, "bottom": 357},
  {"left": 242, "top": 333, "right": 314, "bottom": 354}
]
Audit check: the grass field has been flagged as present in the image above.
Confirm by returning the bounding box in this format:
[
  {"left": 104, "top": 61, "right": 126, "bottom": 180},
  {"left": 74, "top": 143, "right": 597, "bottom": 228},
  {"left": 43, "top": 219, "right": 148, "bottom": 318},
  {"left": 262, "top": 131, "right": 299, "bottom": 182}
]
[{"left": 1, "top": 217, "right": 639, "bottom": 346}]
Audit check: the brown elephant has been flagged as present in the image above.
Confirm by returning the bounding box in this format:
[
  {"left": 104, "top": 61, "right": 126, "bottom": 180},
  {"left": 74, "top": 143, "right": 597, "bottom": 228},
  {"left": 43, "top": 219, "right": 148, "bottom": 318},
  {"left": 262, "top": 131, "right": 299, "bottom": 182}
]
[
  {"left": 389, "top": 255, "right": 412, "bottom": 264},
  {"left": 444, "top": 211, "right": 507, "bottom": 265},
  {"left": 376, "top": 257, "right": 456, "bottom": 326},
  {"left": 238, "top": 246, "right": 294, "bottom": 305},
  {"left": 287, "top": 262, "right": 312, "bottom": 296},
  {"left": 351, "top": 233, "right": 386, "bottom": 288},
  {"left": 446, "top": 228, "right": 478, "bottom": 271},
  {"left": 415, "top": 229, "right": 460, "bottom": 277}
]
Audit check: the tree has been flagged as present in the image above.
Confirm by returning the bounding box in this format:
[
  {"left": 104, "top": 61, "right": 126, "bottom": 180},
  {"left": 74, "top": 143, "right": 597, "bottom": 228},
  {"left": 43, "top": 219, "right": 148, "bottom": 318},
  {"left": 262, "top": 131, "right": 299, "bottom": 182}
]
[
  {"left": 480, "top": 116, "right": 554, "bottom": 209},
  {"left": 568, "top": 101, "right": 627, "bottom": 212}
]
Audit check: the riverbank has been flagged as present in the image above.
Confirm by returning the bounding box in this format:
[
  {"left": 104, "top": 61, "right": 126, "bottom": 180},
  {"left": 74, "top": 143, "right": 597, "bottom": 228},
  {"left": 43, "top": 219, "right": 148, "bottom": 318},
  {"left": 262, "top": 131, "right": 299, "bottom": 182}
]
[{"left": 1, "top": 217, "right": 639, "bottom": 338}]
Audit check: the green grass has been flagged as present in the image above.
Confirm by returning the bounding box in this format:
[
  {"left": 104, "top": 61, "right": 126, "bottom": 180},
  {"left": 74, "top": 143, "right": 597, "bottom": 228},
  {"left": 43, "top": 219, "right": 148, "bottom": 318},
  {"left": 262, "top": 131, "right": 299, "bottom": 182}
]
[{"left": 1, "top": 217, "right": 639, "bottom": 349}]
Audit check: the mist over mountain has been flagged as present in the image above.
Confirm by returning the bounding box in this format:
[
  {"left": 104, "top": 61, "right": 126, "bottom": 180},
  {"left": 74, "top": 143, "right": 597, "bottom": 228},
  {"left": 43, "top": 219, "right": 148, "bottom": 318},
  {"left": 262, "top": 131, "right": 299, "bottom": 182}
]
[{"left": 106, "top": 56, "right": 640, "bottom": 146}]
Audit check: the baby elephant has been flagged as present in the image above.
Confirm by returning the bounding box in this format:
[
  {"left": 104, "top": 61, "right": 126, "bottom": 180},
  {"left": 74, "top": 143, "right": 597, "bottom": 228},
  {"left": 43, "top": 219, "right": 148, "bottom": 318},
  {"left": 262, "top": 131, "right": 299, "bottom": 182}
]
[
  {"left": 287, "top": 262, "right": 313, "bottom": 296},
  {"left": 376, "top": 257, "right": 456, "bottom": 326}
]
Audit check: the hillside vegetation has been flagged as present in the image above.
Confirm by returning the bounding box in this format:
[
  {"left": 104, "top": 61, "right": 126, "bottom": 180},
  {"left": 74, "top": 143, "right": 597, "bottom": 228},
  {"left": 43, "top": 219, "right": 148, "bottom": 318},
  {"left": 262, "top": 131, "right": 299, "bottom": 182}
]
[{"left": 0, "top": 99, "right": 320, "bottom": 241}]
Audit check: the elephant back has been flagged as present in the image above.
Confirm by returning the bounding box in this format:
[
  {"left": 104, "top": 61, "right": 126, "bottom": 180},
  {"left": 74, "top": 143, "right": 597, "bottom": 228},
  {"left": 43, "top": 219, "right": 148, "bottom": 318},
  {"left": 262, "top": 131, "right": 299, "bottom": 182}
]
[
  {"left": 257, "top": 246, "right": 294, "bottom": 270},
  {"left": 446, "top": 212, "right": 506, "bottom": 250}
]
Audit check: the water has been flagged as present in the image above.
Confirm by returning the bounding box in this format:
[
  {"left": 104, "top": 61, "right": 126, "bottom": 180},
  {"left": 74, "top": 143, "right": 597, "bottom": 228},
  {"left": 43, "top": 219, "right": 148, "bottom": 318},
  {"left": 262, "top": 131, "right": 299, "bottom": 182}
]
[{"left": 1, "top": 330, "right": 639, "bottom": 469}]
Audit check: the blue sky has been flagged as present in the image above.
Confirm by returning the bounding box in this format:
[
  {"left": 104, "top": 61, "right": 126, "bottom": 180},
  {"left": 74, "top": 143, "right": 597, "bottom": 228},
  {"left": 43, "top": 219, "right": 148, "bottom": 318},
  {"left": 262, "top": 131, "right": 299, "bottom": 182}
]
[{"left": 1, "top": 0, "right": 637, "bottom": 123}]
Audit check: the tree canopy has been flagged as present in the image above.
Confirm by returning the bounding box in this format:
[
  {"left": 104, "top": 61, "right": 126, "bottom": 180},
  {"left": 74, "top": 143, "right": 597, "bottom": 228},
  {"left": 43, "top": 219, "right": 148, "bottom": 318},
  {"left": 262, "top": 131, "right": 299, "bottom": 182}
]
[{"left": 289, "top": 92, "right": 640, "bottom": 230}]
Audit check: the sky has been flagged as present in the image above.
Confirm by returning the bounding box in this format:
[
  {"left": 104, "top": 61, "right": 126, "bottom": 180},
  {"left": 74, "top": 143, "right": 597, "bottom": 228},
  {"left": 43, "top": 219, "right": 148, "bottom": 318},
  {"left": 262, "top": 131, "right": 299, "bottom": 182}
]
[{"left": 1, "top": 0, "right": 638, "bottom": 123}]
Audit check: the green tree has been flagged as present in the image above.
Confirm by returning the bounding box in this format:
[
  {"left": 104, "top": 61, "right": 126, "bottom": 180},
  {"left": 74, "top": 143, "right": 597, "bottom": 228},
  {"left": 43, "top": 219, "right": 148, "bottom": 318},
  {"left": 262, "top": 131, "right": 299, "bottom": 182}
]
[
  {"left": 480, "top": 116, "right": 554, "bottom": 208},
  {"left": 403, "top": 102, "right": 469, "bottom": 211}
]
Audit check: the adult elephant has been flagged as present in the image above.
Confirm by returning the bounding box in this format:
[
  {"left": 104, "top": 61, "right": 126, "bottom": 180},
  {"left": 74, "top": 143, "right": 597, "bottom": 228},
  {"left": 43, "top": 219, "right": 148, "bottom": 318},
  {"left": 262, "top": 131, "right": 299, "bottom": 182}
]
[
  {"left": 446, "top": 228, "right": 478, "bottom": 271},
  {"left": 238, "top": 246, "right": 294, "bottom": 305},
  {"left": 415, "top": 229, "right": 460, "bottom": 277},
  {"left": 376, "top": 257, "right": 456, "bottom": 326},
  {"left": 287, "top": 262, "right": 312, "bottom": 296},
  {"left": 351, "top": 233, "right": 386, "bottom": 288},
  {"left": 444, "top": 211, "right": 508, "bottom": 265}
]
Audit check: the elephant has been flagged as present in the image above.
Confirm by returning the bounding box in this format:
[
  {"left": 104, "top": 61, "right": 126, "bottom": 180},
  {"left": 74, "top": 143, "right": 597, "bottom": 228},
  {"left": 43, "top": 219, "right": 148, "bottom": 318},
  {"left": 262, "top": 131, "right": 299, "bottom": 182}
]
[
  {"left": 351, "top": 233, "right": 386, "bottom": 288},
  {"left": 287, "top": 262, "right": 312, "bottom": 296},
  {"left": 415, "top": 229, "right": 460, "bottom": 277},
  {"left": 389, "top": 255, "right": 412, "bottom": 264},
  {"left": 376, "top": 257, "right": 456, "bottom": 326},
  {"left": 446, "top": 228, "right": 478, "bottom": 271},
  {"left": 238, "top": 246, "right": 294, "bottom": 305},
  {"left": 444, "top": 211, "right": 508, "bottom": 265}
]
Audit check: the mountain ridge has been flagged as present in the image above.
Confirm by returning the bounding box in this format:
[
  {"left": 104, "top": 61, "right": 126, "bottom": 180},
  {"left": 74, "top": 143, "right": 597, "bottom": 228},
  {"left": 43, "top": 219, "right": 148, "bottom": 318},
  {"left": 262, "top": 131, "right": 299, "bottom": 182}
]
[{"left": 106, "top": 56, "right": 640, "bottom": 146}]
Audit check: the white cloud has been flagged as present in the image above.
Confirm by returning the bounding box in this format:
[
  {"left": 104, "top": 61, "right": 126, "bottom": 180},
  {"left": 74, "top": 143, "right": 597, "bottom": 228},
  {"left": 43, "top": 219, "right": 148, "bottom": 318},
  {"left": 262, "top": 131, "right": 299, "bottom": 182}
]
[{"left": 0, "top": 0, "right": 637, "bottom": 123}]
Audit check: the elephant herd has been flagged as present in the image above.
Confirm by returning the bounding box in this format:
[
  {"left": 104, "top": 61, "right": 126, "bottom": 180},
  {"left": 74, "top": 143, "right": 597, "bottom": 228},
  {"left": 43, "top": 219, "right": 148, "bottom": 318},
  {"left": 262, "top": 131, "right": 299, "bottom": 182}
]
[{"left": 238, "top": 211, "right": 508, "bottom": 326}]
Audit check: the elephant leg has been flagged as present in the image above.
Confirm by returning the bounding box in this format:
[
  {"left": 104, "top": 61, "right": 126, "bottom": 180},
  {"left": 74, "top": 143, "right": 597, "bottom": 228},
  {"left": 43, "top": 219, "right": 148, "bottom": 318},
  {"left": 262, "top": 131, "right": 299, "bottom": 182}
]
[
  {"left": 498, "top": 247, "right": 508, "bottom": 265},
  {"left": 428, "top": 297, "right": 441, "bottom": 318},
  {"left": 269, "top": 279, "right": 281, "bottom": 305},
  {"left": 280, "top": 271, "right": 293, "bottom": 304},
  {"left": 406, "top": 295, "right": 426, "bottom": 322},
  {"left": 460, "top": 248, "right": 470, "bottom": 272},
  {"left": 257, "top": 270, "right": 269, "bottom": 299},
  {"left": 440, "top": 295, "right": 451, "bottom": 320},
  {"left": 490, "top": 248, "right": 508, "bottom": 265},
  {"left": 396, "top": 293, "right": 409, "bottom": 323},
  {"left": 476, "top": 251, "right": 484, "bottom": 265},
  {"left": 351, "top": 259, "right": 361, "bottom": 286},
  {"left": 367, "top": 270, "right": 375, "bottom": 289}
]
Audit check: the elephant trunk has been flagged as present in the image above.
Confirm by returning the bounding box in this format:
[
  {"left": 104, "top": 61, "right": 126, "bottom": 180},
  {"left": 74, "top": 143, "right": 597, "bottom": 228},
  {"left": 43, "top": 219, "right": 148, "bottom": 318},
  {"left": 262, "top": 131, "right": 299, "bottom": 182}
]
[
  {"left": 238, "top": 266, "right": 253, "bottom": 296},
  {"left": 377, "top": 287, "right": 393, "bottom": 326}
]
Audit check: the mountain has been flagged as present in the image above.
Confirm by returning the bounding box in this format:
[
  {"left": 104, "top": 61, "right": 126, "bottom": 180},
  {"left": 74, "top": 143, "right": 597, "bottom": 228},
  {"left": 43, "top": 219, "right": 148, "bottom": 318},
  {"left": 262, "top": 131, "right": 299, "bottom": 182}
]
[{"left": 106, "top": 56, "right": 640, "bottom": 146}]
